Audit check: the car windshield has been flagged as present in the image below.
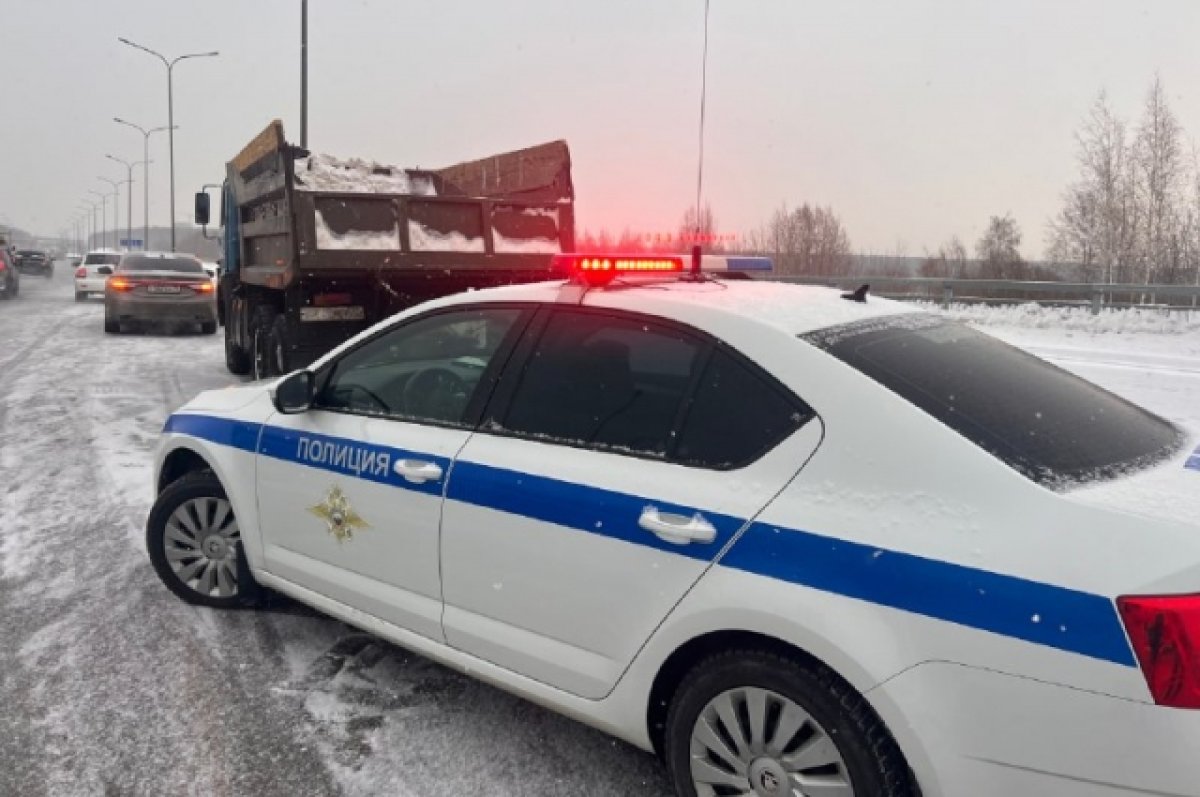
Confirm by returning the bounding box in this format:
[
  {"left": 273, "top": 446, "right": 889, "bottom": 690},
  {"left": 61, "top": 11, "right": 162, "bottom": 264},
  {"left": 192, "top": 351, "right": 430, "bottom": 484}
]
[
  {"left": 807, "top": 314, "right": 1187, "bottom": 489},
  {"left": 83, "top": 253, "right": 121, "bottom": 265},
  {"left": 118, "top": 256, "right": 204, "bottom": 273}
]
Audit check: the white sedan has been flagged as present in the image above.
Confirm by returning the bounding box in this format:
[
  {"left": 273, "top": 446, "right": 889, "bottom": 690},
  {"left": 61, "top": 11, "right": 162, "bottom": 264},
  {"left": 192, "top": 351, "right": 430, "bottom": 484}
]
[
  {"left": 148, "top": 254, "right": 1200, "bottom": 797},
  {"left": 74, "top": 249, "right": 122, "bottom": 300}
]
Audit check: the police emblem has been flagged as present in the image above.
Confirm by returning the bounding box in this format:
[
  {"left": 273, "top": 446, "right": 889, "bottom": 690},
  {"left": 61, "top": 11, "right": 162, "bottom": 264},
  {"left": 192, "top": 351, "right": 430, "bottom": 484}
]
[{"left": 308, "top": 486, "right": 370, "bottom": 543}]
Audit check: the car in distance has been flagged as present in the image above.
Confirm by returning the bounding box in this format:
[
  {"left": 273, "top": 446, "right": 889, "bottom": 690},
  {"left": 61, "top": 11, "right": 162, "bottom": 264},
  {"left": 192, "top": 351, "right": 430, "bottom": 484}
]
[
  {"left": 14, "top": 249, "right": 53, "bottom": 278},
  {"left": 104, "top": 252, "right": 217, "bottom": 334},
  {"left": 0, "top": 248, "right": 19, "bottom": 299},
  {"left": 147, "top": 254, "right": 1200, "bottom": 797},
  {"left": 74, "top": 250, "right": 122, "bottom": 301}
]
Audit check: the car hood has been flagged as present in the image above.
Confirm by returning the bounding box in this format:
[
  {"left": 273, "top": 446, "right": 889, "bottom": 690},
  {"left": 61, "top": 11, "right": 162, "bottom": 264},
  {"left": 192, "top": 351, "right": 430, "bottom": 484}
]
[
  {"left": 1068, "top": 438, "right": 1200, "bottom": 531},
  {"left": 179, "top": 383, "right": 271, "bottom": 415}
]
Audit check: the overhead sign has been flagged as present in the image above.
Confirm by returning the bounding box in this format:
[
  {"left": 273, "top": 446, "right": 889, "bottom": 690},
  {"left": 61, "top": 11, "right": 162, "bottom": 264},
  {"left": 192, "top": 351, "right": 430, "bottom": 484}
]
[{"left": 120, "top": 239, "right": 144, "bottom": 248}]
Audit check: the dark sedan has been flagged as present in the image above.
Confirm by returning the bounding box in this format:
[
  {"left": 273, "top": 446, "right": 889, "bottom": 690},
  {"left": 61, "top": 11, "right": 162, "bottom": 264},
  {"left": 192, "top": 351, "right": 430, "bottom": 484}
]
[
  {"left": 104, "top": 253, "right": 217, "bottom": 334},
  {"left": 14, "top": 250, "right": 53, "bottom": 278}
]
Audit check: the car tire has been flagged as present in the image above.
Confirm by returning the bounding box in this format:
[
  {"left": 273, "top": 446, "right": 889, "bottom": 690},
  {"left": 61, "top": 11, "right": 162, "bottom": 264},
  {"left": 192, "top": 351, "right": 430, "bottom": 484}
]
[
  {"left": 200, "top": 321, "right": 217, "bottom": 335},
  {"left": 664, "top": 648, "right": 915, "bottom": 797},
  {"left": 103, "top": 314, "right": 119, "bottom": 334},
  {"left": 267, "top": 314, "right": 290, "bottom": 375},
  {"left": 146, "top": 471, "right": 248, "bottom": 609},
  {"left": 75, "top": 291, "right": 86, "bottom": 302}
]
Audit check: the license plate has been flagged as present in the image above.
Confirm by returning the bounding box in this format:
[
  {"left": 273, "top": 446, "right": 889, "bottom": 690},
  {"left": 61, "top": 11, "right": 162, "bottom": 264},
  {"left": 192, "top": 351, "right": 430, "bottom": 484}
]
[{"left": 147, "top": 285, "right": 182, "bottom": 294}]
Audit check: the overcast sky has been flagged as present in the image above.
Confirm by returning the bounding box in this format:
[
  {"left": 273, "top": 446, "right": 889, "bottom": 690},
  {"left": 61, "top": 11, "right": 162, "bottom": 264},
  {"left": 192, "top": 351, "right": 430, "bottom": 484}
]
[{"left": 2, "top": 0, "right": 1198, "bottom": 257}]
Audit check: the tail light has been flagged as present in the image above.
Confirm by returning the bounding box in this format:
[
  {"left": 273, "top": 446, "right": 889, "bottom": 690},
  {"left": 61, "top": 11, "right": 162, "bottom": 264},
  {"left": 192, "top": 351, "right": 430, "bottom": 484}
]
[
  {"left": 75, "top": 266, "right": 87, "bottom": 278},
  {"left": 1117, "top": 594, "right": 1200, "bottom": 709},
  {"left": 195, "top": 281, "right": 214, "bottom": 294},
  {"left": 313, "top": 292, "right": 352, "bottom": 307},
  {"left": 108, "top": 276, "right": 134, "bottom": 292}
]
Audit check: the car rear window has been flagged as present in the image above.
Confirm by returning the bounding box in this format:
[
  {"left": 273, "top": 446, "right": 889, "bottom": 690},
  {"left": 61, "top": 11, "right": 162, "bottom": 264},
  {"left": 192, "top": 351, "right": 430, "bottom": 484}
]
[
  {"left": 119, "top": 256, "right": 204, "bottom": 273},
  {"left": 83, "top": 253, "right": 121, "bottom": 265},
  {"left": 805, "top": 314, "right": 1185, "bottom": 489}
]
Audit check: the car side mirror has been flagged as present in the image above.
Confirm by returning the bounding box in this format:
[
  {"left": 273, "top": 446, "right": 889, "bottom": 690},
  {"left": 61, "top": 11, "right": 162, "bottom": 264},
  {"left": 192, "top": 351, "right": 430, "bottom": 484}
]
[
  {"left": 194, "top": 191, "right": 211, "bottom": 226},
  {"left": 272, "top": 370, "right": 313, "bottom": 413},
  {"left": 97, "top": 265, "right": 113, "bottom": 276}
]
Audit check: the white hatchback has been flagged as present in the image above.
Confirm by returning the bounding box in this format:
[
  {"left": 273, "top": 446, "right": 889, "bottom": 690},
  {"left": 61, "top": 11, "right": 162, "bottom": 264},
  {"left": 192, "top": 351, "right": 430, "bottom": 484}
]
[
  {"left": 147, "top": 255, "right": 1200, "bottom": 797},
  {"left": 74, "top": 249, "right": 122, "bottom": 300}
]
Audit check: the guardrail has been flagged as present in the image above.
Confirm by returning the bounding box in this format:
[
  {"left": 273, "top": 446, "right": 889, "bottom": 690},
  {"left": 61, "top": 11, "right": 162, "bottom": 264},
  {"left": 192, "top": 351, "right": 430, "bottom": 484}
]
[{"left": 767, "top": 275, "right": 1200, "bottom": 314}]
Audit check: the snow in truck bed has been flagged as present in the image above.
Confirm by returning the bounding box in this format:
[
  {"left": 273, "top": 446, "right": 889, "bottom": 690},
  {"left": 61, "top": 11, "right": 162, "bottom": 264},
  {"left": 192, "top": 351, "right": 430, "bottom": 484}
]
[{"left": 294, "top": 153, "right": 438, "bottom": 195}]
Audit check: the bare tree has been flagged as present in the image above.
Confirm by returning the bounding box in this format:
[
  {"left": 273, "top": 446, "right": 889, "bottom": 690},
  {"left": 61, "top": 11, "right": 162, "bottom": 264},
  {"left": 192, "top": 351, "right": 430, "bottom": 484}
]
[
  {"left": 1133, "top": 75, "right": 1185, "bottom": 283},
  {"left": 756, "top": 203, "right": 852, "bottom": 276},
  {"left": 1048, "top": 91, "right": 1140, "bottom": 283},
  {"left": 919, "top": 236, "right": 969, "bottom": 278},
  {"left": 976, "top": 214, "right": 1025, "bottom": 279},
  {"left": 678, "top": 203, "right": 720, "bottom": 250}
]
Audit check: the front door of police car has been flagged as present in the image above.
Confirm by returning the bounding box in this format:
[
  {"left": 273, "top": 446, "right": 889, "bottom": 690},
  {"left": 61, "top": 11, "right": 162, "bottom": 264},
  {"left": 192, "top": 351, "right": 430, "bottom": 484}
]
[
  {"left": 255, "top": 306, "right": 527, "bottom": 641},
  {"left": 440, "top": 308, "right": 820, "bottom": 699}
]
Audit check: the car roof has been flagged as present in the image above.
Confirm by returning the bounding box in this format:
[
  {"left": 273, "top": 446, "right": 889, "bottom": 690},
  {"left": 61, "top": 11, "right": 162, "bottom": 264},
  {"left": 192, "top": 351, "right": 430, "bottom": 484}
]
[{"left": 427, "top": 277, "right": 916, "bottom": 336}]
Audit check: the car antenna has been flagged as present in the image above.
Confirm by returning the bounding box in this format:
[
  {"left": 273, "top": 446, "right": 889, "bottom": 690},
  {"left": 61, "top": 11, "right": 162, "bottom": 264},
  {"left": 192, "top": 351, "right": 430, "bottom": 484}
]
[{"left": 841, "top": 284, "right": 870, "bottom": 303}]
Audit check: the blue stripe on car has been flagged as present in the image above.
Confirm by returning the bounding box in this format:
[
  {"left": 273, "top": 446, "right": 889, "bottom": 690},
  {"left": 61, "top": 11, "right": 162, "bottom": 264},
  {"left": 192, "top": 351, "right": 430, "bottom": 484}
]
[
  {"left": 723, "top": 524, "right": 1135, "bottom": 666},
  {"left": 446, "top": 461, "right": 745, "bottom": 559},
  {"left": 166, "top": 412, "right": 1136, "bottom": 667},
  {"left": 1186, "top": 446, "right": 1200, "bottom": 472}
]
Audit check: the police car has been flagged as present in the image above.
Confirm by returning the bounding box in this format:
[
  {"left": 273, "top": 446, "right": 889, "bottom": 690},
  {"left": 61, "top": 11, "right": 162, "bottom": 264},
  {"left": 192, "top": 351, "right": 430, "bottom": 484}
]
[{"left": 148, "top": 253, "right": 1200, "bottom": 797}]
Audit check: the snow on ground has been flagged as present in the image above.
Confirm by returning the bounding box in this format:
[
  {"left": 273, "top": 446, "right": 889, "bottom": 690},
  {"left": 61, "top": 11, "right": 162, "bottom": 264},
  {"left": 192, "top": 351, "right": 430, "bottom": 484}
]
[{"left": 1, "top": 280, "right": 1197, "bottom": 796}]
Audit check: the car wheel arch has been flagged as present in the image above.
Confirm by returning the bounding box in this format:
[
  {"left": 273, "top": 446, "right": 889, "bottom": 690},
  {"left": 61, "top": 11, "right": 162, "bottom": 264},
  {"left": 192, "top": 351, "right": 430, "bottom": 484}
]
[{"left": 157, "top": 446, "right": 216, "bottom": 494}]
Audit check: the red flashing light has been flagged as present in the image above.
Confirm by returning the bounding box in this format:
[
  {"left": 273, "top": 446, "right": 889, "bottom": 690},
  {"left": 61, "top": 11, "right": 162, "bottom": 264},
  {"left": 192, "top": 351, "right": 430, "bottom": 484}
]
[
  {"left": 1117, "top": 594, "right": 1200, "bottom": 709},
  {"left": 553, "top": 254, "right": 684, "bottom": 286},
  {"left": 313, "top": 292, "right": 353, "bottom": 307}
]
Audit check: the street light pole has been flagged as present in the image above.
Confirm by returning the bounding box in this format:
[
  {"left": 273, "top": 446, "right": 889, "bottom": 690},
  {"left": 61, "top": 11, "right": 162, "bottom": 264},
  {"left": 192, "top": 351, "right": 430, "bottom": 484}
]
[
  {"left": 88, "top": 190, "right": 108, "bottom": 249},
  {"left": 106, "top": 155, "right": 149, "bottom": 249},
  {"left": 115, "top": 118, "right": 175, "bottom": 250},
  {"left": 118, "top": 37, "right": 218, "bottom": 252},
  {"left": 98, "top": 177, "right": 122, "bottom": 248}
]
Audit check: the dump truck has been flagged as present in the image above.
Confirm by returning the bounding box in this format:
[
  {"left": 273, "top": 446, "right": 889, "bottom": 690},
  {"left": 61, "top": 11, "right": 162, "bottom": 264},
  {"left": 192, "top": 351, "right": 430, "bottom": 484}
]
[{"left": 196, "top": 120, "right": 574, "bottom": 378}]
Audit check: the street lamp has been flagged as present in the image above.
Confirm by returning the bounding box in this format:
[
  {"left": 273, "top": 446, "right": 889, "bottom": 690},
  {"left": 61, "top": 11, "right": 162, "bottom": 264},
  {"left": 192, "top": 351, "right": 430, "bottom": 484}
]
[
  {"left": 75, "top": 205, "right": 95, "bottom": 248},
  {"left": 118, "top": 37, "right": 218, "bottom": 252},
  {"left": 114, "top": 117, "right": 175, "bottom": 249},
  {"left": 87, "top": 190, "right": 109, "bottom": 249},
  {"left": 107, "top": 155, "right": 150, "bottom": 249}
]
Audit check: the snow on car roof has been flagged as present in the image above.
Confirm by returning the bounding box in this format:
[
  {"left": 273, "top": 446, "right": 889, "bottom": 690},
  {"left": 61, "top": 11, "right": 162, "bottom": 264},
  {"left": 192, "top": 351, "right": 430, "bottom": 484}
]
[
  {"left": 432, "top": 277, "right": 915, "bottom": 335},
  {"left": 293, "top": 153, "right": 438, "bottom": 196}
]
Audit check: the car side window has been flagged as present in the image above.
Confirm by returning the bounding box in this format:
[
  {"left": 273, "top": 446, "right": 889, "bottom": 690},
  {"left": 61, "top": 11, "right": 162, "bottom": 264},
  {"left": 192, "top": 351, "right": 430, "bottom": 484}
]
[
  {"left": 314, "top": 307, "right": 522, "bottom": 425},
  {"left": 675, "top": 346, "right": 813, "bottom": 469},
  {"left": 501, "top": 310, "right": 702, "bottom": 457}
]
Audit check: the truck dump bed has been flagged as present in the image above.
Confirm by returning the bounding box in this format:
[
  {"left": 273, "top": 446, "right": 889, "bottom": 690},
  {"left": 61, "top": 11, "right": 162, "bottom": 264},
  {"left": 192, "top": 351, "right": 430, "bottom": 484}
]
[{"left": 227, "top": 120, "right": 574, "bottom": 290}]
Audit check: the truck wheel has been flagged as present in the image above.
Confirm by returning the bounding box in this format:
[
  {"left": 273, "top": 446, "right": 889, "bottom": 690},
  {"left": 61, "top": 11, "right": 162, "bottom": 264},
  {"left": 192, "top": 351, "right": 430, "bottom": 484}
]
[
  {"left": 251, "top": 307, "right": 278, "bottom": 380},
  {"left": 224, "top": 325, "right": 251, "bottom": 375},
  {"left": 267, "top": 315, "right": 290, "bottom": 375}
]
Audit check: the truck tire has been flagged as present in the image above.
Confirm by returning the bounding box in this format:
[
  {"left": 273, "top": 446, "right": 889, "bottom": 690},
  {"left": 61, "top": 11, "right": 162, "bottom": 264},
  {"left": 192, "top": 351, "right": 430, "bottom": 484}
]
[
  {"left": 266, "top": 315, "right": 290, "bottom": 375},
  {"left": 251, "top": 306, "right": 278, "bottom": 380},
  {"left": 224, "top": 320, "right": 251, "bottom": 376}
]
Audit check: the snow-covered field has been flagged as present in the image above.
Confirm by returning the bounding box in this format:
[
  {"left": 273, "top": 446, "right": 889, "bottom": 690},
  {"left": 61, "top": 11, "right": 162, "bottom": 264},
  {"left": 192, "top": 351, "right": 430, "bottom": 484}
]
[{"left": 0, "top": 277, "right": 1196, "bottom": 796}]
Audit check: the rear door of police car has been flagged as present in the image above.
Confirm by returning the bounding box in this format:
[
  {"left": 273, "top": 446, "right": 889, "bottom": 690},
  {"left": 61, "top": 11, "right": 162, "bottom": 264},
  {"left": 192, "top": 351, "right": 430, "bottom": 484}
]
[
  {"left": 254, "top": 304, "right": 533, "bottom": 642},
  {"left": 439, "top": 305, "right": 822, "bottom": 699}
]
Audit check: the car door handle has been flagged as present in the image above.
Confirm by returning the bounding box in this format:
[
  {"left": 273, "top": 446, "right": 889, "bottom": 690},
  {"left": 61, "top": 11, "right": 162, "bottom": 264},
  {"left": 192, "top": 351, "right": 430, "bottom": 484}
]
[
  {"left": 393, "top": 459, "right": 443, "bottom": 484},
  {"left": 638, "top": 507, "right": 717, "bottom": 545}
]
